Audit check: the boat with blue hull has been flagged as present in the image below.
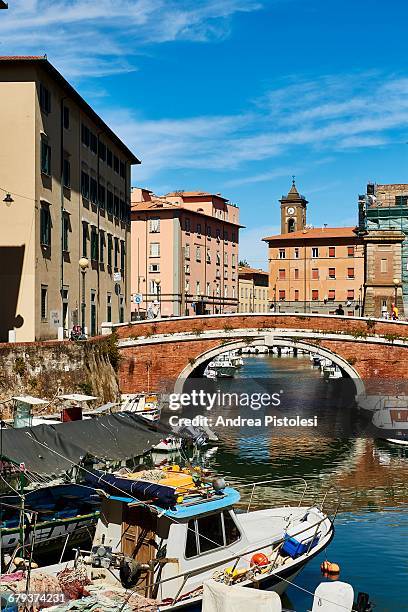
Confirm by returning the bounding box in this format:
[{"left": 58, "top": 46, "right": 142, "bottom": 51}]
[{"left": 0, "top": 483, "right": 100, "bottom": 558}]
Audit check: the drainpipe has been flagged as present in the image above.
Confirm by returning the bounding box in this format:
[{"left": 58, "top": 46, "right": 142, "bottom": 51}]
[{"left": 60, "top": 96, "right": 67, "bottom": 336}]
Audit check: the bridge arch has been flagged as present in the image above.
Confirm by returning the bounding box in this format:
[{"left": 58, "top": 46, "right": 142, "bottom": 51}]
[{"left": 174, "top": 337, "right": 365, "bottom": 395}]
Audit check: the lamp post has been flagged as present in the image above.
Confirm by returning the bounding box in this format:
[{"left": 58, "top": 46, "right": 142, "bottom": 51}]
[
  {"left": 79, "top": 257, "right": 89, "bottom": 333},
  {"left": 393, "top": 278, "right": 400, "bottom": 313}
]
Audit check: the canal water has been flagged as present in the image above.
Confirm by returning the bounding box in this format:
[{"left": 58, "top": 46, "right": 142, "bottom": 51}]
[{"left": 204, "top": 353, "right": 408, "bottom": 611}]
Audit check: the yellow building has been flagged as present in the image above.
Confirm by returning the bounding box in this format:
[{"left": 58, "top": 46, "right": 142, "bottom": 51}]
[
  {"left": 0, "top": 56, "right": 139, "bottom": 341},
  {"left": 238, "top": 266, "right": 269, "bottom": 313}
]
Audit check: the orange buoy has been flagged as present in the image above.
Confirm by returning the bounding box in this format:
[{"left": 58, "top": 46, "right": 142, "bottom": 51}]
[
  {"left": 321, "top": 560, "right": 340, "bottom": 575},
  {"left": 250, "top": 553, "right": 269, "bottom": 567}
]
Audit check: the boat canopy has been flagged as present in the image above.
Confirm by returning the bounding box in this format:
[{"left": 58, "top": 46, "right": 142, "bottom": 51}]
[{"left": 0, "top": 413, "right": 169, "bottom": 476}]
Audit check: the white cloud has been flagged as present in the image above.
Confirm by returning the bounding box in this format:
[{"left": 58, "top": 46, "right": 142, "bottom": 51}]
[{"left": 1, "top": 0, "right": 263, "bottom": 77}]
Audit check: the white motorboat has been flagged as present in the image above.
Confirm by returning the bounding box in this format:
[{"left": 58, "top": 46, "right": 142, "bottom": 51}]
[
  {"left": 120, "top": 392, "right": 161, "bottom": 422},
  {"left": 207, "top": 358, "right": 236, "bottom": 378},
  {"left": 321, "top": 365, "right": 342, "bottom": 380},
  {"left": 372, "top": 402, "right": 408, "bottom": 444},
  {"left": 51, "top": 473, "right": 336, "bottom": 611}
]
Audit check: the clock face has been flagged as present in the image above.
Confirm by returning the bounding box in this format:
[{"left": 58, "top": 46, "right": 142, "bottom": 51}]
[{"left": 287, "top": 206, "right": 295, "bottom": 215}]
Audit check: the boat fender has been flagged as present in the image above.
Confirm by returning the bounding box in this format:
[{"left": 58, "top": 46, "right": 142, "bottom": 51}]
[
  {"left": 119, "top": 557, "right": 143, "bottom": 588},
  {"left": 250, "top": 553, "right": 269, "bottom": 567},
  {"left": 321, "top": 560, "right": 340, "bottom": 575}
]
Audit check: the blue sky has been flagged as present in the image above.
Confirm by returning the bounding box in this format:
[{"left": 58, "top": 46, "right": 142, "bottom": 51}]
[{"left": 3, "top": 0, "right": 408, "bottom": 266}]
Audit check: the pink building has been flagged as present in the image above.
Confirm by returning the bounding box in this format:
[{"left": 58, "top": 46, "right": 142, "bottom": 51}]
[{"left": 131, "top": 189, "right": 242, "bottom": 317}]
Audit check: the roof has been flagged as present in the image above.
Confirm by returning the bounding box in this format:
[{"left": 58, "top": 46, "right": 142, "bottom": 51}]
[
  {"left": 0, "top": 56, "right": 140, "bottom": 165},
  {"left": 238, "top": 266, "right": 268, "bottom": 277},
  {"left": 166, "top": 191, "right": 229, "bottom": 202},
  {"left": 131, "top": 198, "right": 244, "bottom": 227},
  {"left": 263, "top": 227, "right": 359, "bottom": 242}
]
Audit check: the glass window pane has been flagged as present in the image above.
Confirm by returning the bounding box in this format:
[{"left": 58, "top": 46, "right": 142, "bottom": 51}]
[
  {"left": 185, "top": 520, "right": 197, "bottom": 558},
  {"left": 197, "top": 514, "right": 223, "bottom": 553}
]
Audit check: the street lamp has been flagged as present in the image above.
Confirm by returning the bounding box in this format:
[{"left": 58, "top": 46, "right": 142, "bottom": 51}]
[
  {"left": 3, "top": 193, "right": 14, "bottom": 204},
  {"left": 79, "top": 257, "right": 89, "bottom": 333},
  {"left": 393, "top": 278, "right": 400, "bottom": 305}
]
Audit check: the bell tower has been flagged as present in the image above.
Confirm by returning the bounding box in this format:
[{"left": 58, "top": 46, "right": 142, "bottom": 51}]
[{"left": 280, "top": 177, "right": 308, "bottom": 234}]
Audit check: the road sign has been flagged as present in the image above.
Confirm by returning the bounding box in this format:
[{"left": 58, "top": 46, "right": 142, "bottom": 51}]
[
  {"left": 113, "top": 272, "right": 122, "bottom": 282},
  {"left": 133, "top": 293, "right": 143, "bottom": 304}
]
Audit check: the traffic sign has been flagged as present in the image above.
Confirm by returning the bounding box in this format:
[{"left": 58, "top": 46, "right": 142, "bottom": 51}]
[{"left": 133, "top": 293, "right": 143, "bottom": 304}]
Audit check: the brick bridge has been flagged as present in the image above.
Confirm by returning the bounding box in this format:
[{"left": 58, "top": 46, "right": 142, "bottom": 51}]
[{"left": 111, "top": 314, "right": 408, "bottom": 395}]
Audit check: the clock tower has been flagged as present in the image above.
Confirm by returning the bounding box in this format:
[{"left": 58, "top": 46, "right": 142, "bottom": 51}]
[{"left": 280, "top": 178, "right": 308, "bottom": 234}]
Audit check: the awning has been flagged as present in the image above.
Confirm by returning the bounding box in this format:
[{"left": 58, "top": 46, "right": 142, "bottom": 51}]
[{"left": 0, "top": 413, "right": 169, "bottom": 477}]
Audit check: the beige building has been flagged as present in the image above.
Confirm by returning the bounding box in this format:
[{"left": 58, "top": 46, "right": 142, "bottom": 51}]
[
  {"left": 131, "top": 189, "right": 242, "bottom": 317},
  {"left": 263, "top": 182, "right": 365, "bottom": 315},
  {"left": 0, "top": 56, "right": 139, "bottom": 342},
  {"left": 238, "top": 266, "right": 269, "bottom": 313}
]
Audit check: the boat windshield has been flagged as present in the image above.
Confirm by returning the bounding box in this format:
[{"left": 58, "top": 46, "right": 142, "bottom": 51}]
[{"left": 185, "top": 510, "right": 241, "bottom": 558}]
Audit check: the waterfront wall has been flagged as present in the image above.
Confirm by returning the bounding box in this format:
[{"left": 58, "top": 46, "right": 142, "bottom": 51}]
[{"left": 0, "top": 335, "right": 120, "bottom": 417}]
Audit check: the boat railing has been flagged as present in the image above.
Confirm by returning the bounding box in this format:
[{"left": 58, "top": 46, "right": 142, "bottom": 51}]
[
  {"left": 317, "top": 483, "right": 341, "bottom": 521},
  {"left": 231, "top": 477, "right": 308, "bottom": 513},
  {"left": 145, "top": 512, "right": 331, "bottom": 605}
]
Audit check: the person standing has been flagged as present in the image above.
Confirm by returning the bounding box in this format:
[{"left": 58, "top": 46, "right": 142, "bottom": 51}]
[
  {"left": 391, "top": 303, "right": 399, "bottom": 320},
  {"left": 335, "top": 304, "right": 345, "bottom": 316}
]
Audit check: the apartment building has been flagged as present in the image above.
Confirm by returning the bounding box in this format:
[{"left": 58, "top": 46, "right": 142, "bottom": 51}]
[
  {"left": 263, "top": 182, "right": 364, "bottom": 314},
  {"left": 238, "top": 266, "right": 269, "bottom": 313},
  {"left": 131, "top": 189, "right": 242, "bottom": 317},
  {"left": 357, "top": 183, "right": 407, "bottom": 317},
  {"left": 0, "top": 56, "right": 139, "bottom": 342}
]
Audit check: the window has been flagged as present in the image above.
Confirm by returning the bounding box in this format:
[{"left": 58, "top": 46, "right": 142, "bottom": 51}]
[
  {"left": 98, "top": 184, "right": 106, "bottom": 209},
  {"left": 395, "top": 195, "right": 408, "bottom": 206},
  {"left": 279, "top": 290, "right": 286, "bottom": 301},
  {"left": 196, "top": 246, "right": 201, "bottom": 262},
  {"left": 329, "top": 246, "right": 336, "bottom": 257},
  {"left": 328, "top": 289, "right": 336, "bottom": 300},
  {"left": 328, "top": 267, "right": 336, "bottom": 279},
  {"left": 149, "top": 218, "right": 160, "bottom": 233},
  {"left": 232, "top": 286, "right": 236, "bottom": 299},
  {"left": 380, "top": 258, "right": 388, "bottom": 273},
  {"left": 216, "top": 228, "right": 220, "bottom": 240},
  {"left": 150, "top": 242, "right": 160, "bottom": 258},
  {"left": 197, "top": 223, "right": 202, "bottom": 236},
  {"left": 196, "top": 281, "right": 201, "bottom": 295},
  {"left": 185, "top": 279, "right": 190, "bottom": 292},
  {"left": 113, "top": 155, "right": 119, "bottom": 173},
  {"left": 99, "top": 231, "right": 104, "bottom": 263},
  {"left": 347, "top": 289, "right": 354, "bottom": 299},
  {"left": 223, "top": 229, "right": 228, "bottom": 242},
  {"left": 149, "top": 263, "right": 160, "bottom": 273},
  {"left": 39, "top": 84, "right": 51, "bottom": 114},
  {"left": 114, "top": 238, "right": 119, "bottom": 269},
  {"left": 82, "top": 222, "right": 88, "bottom": 257},
  {"left": 114, "top": 194, "right": 120, "bottom": 218},
  {"left": 107, "top": 189, "right": 113, "bottom": 215},
  {"left": 120, "top": 161, "right": 126, "bottom": 179},
  {"left": 312, "top": 247, "right": 319, "bottom": 258},
  {"left": 347, "top": 267, "right": 355, "bottom": 279},
  {"left": 107, "top": 234, "right": 112, "bottom": 267},
  {"left": 81, "top": 171, "right": 89, "bottom": 199},
  {"left": 312, "top": 268, "right": 319, "bottom": 280},
  {"left": 294, "top": 248, "right": 300, "bottom": 259},
  {"left": 232, "top": 231, "right": 236, "bottom": 244},
  {"left": 294, "top": 268, "right": 299, "bottom": 279},
  {"left": 224, "top": 252, "right": 228, "bottom": 266},
  {"left": 41, "top": 140, "right": 51, "bottom": 175},
  {"left": 347, "top": 246, "right": 355, "bottom": 257},
  {"left": 89, "top": 131, "right": 97, "bottom": 154},
  {"left": 81, "top": 124, "right": 90, "bottom": 147},
  {"left": 294, "top": 289, "right": 299, "bottom": 301},
  {"left": 185, "top": 263, "right": 190, "bottom": 275},
  {"left": 232, "top": 254, "right": 236, "bottom": 267},
  {"left": 216, "top": 251, "right": 221, "bottom": 265},
  {"left": 41, "top": 285, "right": 48, "bottom": 320},
  {"left": 63, "top": 158, "right": 71, "bottom": 188},
  {"left": 63, "top": 106, "right": 70, "bottom": 129},
  {"left": 279, "top": 269, "right": 286, "bottom": 280},
  {"left": 40, "top": 204, "right": 51, "bottom": 247},
  {"left": 90, "top": 227, "right": 98, "bottom": 261},
  {"left": 185, "top": 243, "right": 190, "bottom": 259},
  {"left": 279, "top": 249, "right": 286, "bottom": 259},
  {"left": 206, "top": 248, "right": 211, "bottom": 264},
  {"left": 185, "top": 218, "right": 191, "bottom": 232},
  {"left": 99, "top": 141, "right": 106, "bottom": 162},
  {"left": 90, "top": 177, "right": 97, "bottom": 204},
  {"left": 206, "top": 282, "right": 211, "bottom": 295},
  {"left": 106, "top": 148, "right": 113, "bottom": 167},
  {"left": 62, "top": 213, "right": 70, "bottom": 252},
  {"left": 107, "top": 293, "right": 112, "bottom": 322},
  {"left": 312, "top": 289, "right": 319, "bottom": 301},
  {"left": 207, "top": 226, "right": 212, "bottom": 238},
  {"left": 120, "top": 240, "right": 125, "bottom": 271}
]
